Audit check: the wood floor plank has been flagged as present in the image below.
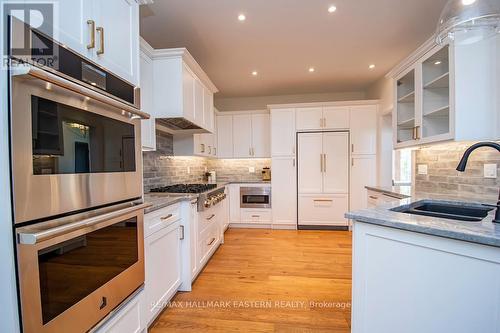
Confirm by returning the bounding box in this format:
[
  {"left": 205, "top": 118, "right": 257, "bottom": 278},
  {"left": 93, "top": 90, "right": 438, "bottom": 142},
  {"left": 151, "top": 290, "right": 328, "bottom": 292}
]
[{"left": 150, "top": 228, "right": 352, "bottom": 332}]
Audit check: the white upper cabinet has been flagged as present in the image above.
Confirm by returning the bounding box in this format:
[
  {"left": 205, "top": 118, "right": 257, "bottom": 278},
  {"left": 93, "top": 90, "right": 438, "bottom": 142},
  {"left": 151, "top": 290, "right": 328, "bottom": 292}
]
[
  {"left": 194, "top": 78, "right": 205, "bottom": 126},
  {"left": 350, "top": 105, "right": 377, "bottom": 155},
  {"left": 92, "top": 0, "right": 139, "bottom": 85},
  {"left": 322, "top": 132, "right": 349, "bottom": 194},
  {"left": 232, "top": 115, "right": 253, "bottom": 158},
  {"left": 251, "top": 114, "right": 270, "bottom": 158},
  {"left": 140, "top": 41, "right": 156, "bottom": 151},
  {"left": 181, "top": 64, "right": 196, "bottom": 123},
  {"left": 297, "top": 133, "right": 323, "bottom": 194},
  {"left": 203, "top": 88, "right": 214, "bottom": 133},
  {"left": 296, "top": 107, "right": 323, "bottom": 130},
  {"left": 216, "top": 115, "right": 233, "bottom": 158},
  {"left": 392, "top": 36, "right": 500, "bottom": 148},
  {"left": 323, "top": 106, "right": 350, "bottom": 130},
  {"left": 270, "top": 108, "right": 296, "bottom": 157}
]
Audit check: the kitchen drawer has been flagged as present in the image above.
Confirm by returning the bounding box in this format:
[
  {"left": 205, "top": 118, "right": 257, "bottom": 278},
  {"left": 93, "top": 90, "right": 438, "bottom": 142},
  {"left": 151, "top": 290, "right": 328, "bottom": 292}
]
[
  {"left": 198, "top": 222, "right": 220, "bottom": 266},
  {"left": 144, "top": 204, "right": 181, "bottom": 238},
  {"left": 298, "top": 194, "right": 348, "bottom": 226},
  {"left": 240, "top": 209, "right": 272, "bottom": 224},
  {"left": 198, "top": 205, "right": 221, "bottom": 235}
]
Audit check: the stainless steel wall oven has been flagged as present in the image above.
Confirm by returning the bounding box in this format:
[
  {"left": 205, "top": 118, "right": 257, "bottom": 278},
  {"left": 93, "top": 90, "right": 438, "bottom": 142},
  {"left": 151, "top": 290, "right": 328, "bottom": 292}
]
[
  {"left": 240, "top": 187, "right": 272, "bottom": 209},
  {"left": 8, "top": 18, "right": 150, "bottom": 333}
]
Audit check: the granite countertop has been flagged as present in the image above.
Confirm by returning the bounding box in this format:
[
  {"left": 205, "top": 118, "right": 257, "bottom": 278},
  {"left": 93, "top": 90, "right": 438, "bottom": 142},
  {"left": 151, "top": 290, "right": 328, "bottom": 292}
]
[
  {"left": 346, "top": 196, "right": 500, "bottom": 247},
  {"left": 143, "top": 193, "right": 198, "bottom": 214},
  {"left": 365, "top": 185, "right": 412, "bottom": 199}
]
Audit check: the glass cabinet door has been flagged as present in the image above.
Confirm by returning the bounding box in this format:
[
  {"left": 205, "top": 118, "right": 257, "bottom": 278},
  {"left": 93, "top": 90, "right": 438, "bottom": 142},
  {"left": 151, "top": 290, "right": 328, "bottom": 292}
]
[
  {"left": 421, "top": 45, "right": 451, "bottom": 140},
  {"left": 396, "top": 69, "right": 417, "bottom": 144}
]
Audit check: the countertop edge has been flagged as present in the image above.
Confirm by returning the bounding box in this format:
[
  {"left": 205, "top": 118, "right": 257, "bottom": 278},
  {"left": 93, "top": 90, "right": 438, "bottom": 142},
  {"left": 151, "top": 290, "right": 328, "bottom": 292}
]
[{"left": 365, "top": 185, "right": 411, "bottom": 199}]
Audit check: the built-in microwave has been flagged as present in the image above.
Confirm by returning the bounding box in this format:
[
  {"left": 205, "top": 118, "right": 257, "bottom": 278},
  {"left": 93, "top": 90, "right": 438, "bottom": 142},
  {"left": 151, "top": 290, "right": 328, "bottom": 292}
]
[{"left": 240, "top": 187, "right": 272, "bottom": 209}]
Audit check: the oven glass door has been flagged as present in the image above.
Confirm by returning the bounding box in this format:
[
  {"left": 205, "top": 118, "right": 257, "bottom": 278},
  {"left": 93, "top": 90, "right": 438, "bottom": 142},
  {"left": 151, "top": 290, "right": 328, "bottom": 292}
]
[
  {"left": 32, "top": 95, "right": 136, "bottom": 175},
  {"left": 38, "top": 216, "right": 138, "bottom": 324}
]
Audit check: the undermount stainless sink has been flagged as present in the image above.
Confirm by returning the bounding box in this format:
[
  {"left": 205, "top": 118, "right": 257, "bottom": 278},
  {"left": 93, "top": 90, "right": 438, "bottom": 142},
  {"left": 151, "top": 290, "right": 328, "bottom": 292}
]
[{"left": 392, "top": 201, "right": 494, "bottom": 222}]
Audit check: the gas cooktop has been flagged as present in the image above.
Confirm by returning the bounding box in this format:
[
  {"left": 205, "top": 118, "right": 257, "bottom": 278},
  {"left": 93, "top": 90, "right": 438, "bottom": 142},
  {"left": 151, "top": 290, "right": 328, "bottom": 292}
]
[{"left": 149, "top": 184, "right": 217, "bottom": 194}]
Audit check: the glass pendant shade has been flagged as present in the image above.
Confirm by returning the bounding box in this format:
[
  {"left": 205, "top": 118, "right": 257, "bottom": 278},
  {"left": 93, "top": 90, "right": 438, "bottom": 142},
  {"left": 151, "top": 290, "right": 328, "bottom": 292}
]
[{"left": 436, "top": 0, "right": 500, "bottom": 45}]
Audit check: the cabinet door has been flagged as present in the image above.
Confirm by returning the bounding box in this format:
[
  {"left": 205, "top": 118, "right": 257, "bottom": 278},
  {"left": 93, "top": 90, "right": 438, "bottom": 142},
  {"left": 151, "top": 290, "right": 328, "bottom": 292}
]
[
  {"left": 229, "top": 184, "right": 241, "bottom": 223},
  {"left": 350, "top": 105, "right": 377, "bottom": 155},
  {"left": 251, "top": 114, "right": 270, "bottom": 158},
  {"left": 271, "top": 157, "right": 297, "bottom": 226},
  {"left": 216, "top": 115, "right": 233, "bottom": 158},
  {"left": 296, "top": 107, "right": 323, "bottom": 130},
  {"left": 298, "top": 194, "right": 349, "bottom": 226},
  {"left": 51, "top": 0, "right": 94, "bottom": 59},
  {"left": 297, "top": 133, "right": 323, "bottom": 194},
  {"left": 93, "top": 0, "right": 139, "bottom": 84},
  {"left": 194, "top": 78, "right": 205, "bottom": 127},
  {"left": 232, "top": 114, "right": 253, "bottom": 158},
  {"left": 182, "top": 64, "right": 195, "bottom": 123},
  {"left": 203, "top": 87, "right": 214, "bottom": 132},
  {"left": 394, "top": 67, "right": 420, "bottom": 147},
  {"left": 271, "top": 108, "right": 296, "bottom": 156},
  {"left": 145, "top": 221, "right": 181, "bottom": 323},
  {"left": 323, "top": 132, "right": 349, "bottom": 194},
  {"left": 140, "top": 50, "right": 155, "bottom": 151},
  {"left": 350, "top": 155, "right": 377, "bottom": 211},
  {"left": 323, "top": 106, "right": 350, "bottom": 129}
]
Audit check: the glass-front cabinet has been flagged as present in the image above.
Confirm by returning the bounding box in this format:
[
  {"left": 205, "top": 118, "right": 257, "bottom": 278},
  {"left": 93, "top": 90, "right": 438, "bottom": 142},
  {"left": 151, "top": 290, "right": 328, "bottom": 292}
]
[{"left": 395, "top": 67, "right": 418, "bottom": 145}]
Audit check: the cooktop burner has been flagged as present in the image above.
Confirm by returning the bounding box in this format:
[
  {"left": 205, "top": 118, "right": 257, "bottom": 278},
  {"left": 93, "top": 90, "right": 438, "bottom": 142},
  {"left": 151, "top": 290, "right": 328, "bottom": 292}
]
[{"left": 149, "top": 184, "right": 217, "bottom": 194}]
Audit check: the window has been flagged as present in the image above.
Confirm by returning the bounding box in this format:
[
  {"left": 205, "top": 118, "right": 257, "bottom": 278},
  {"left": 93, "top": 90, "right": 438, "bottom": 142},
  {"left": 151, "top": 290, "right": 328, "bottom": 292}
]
[{"left": 393, "top": 149, "right": 413, "bottom": 186}]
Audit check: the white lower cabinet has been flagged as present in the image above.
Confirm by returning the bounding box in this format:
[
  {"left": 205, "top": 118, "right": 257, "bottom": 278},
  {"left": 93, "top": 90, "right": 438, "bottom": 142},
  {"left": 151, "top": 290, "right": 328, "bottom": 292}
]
[
  {"left": 95, "top": 290, "right": 145, "bottom": 333},
  {"left": 298, "top": 194, "right": 349, "bottom": 226},
  {"left": 228, "top": 184, "right": 241, "bottom": 223},
  {"left": 352, "top": 221, "right": 500, "bottom": 333},
  {"left": 271, "top": 157, "right": 297, "bottom": 227},
  {"left": 240, "top": 209, "right": 272, "bottom": 224},
  {"left": 350, "top": 155, "right": 377, "bottom": 211}
]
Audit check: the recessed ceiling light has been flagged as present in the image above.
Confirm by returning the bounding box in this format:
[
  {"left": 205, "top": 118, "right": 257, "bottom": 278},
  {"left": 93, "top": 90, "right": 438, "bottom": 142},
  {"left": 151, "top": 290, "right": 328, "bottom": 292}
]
[
  {"left": 251, "top": 71, "right": 258, "bottom": 76},
  {"left": 238, "top": 14, "right": 246, "bottom": 21},
  {"left": 434, "top": 60, "right": 442, "bottom": 65},
  {"left": 328, "top": 5, "right": 337, "bottom": 13},
  {"left": 369, "top": 64, "right": 376, "bottom": 69},
  {"left": 462, "top": 0, "right": 476, "bottom": 5},
  {"left": 308, "top": 67, "right": 315, "bottom": 73}
]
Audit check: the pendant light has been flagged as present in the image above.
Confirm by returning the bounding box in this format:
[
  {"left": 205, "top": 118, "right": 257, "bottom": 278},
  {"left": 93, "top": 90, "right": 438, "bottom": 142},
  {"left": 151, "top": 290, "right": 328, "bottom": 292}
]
[{"left": 436, "top": 0, "right": 500, "bottom": 45}]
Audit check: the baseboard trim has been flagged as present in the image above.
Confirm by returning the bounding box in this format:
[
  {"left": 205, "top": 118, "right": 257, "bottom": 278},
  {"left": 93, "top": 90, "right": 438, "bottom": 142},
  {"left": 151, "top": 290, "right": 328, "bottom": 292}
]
[{"left": 297, "top": 225, "right": 349, "bottom": 231}]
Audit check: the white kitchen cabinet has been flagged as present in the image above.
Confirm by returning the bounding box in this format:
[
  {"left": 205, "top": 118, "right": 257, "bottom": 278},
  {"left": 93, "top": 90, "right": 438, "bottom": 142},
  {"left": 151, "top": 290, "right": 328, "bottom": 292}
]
[
  {"left": 296, "top": 107, "right": 323, "bottom": 130},
  {"left": 232, "top": 114, "right": 253, "bottom": 158},
  {"left": 144, "top": 219, "right": 181, "bottom": 325},
  {"left": 392, "top": 36, "right": 500, "bottom": 148},
  {"left": 92, "top": 0, "right": 139, "bottom": 85},
  {"left": 352, "top": 221, "right": 500, "bottom": 333},
  {"left": 271, "top": 157, "right": 297, "bottom": 227},
  {"left": 298, "top": 194, "right": 349, "bottom": 226},
  {"left": 350, "top": 155, "right": 377, "bottom": 211},
  {"left": 251, "top": 114, "right": 270, "bottom": 158},
  {"left": 216, "top": 115, "right": 234, "bottom": 158},
  {"left": 95, "top": 290, "right": 145, "bottom": 333},
  {"left": 350, "top": 105, "right": 377, "bottom": 155},
  {"left": 323, "top": 132, "right": 349, "bottom": 194},
  {"left": 153, "top": 49, "right": 218, "bottom": 132},
  {"left": 140, "top": 41, "right": 156, "bottom": 151},
  {"left": 229, "top": 184, "right": 241, "bottom": 223},
  {"left": 297, "top": 133, "right": 323, "bottom": 194},
  {"left": 270, "top": 108, "right": 296, "bottom": 157},
  {"left": 323, "top": 106, "right": 350, "bottom": 129}
]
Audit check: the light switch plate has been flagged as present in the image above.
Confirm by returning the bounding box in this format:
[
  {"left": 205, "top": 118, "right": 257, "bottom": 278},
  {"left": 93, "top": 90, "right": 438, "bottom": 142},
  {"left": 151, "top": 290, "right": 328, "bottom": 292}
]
[
  {"left": 484, "top": 164, "right": 497, "bottom": 178},
  {"left": 418, "top": 164, "right": 428, "bottom": 175},
  {"left": 248, "top": 167, "right": 255, "bottom": 173}
]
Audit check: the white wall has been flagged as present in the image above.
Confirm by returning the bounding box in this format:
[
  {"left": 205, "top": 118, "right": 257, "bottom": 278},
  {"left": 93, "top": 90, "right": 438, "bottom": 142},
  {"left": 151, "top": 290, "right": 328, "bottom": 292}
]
[
  {"left": 366, "top": 76, "right": 393, "bottom": 115},
  {"left": 0, "top": 25, "right": 21, "bottom": 333},
  {"left": 215, "top": 91, "right": 366, "bottom": 111}
]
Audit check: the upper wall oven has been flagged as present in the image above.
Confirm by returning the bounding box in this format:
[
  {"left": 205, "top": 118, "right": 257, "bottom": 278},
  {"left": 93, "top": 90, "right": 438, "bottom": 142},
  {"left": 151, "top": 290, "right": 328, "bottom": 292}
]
[{"left": 8, "top": 18, "right": 149, "bottom": 224}]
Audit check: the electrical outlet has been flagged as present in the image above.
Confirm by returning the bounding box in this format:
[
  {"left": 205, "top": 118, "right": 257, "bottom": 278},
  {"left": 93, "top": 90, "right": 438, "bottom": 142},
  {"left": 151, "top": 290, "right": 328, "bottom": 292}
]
[
  {"left": 248, "top": 167, "right": 255, "bottom": 173},
  {"left": 484, "top": 164, "right": 497, "bottom": 179},
  {"left": 187, "top": 166, "right": 191, "bottom": 174},
  {"left": 418, "top": 164, "right": 428, "bottom": 175}
]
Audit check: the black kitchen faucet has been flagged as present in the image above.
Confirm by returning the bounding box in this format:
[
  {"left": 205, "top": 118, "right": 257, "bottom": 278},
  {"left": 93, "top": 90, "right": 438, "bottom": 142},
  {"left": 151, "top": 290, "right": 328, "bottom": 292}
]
[{"left": 456, "top": 142, "right": 500, "bottom": 223}]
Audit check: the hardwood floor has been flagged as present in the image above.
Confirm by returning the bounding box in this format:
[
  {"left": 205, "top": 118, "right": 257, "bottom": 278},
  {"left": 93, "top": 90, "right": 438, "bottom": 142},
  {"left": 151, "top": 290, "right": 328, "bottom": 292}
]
[{"left": 150, "top": 228, "right": 352, "bottom": 332}]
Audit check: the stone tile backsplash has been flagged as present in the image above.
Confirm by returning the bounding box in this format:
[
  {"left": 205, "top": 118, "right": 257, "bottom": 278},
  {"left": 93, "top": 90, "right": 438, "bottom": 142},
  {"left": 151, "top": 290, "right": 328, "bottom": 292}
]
[
  {"left": 415, "top": 142, "right": 500, "bottom": 204},
  {"left": 143, "top": 131, "right": 271, "bottom": 191}
]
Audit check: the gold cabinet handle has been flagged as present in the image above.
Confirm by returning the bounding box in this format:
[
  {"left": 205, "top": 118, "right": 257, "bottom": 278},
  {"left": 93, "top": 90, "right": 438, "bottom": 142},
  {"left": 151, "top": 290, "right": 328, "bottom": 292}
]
[
  {"left": 415, "top": 125, "right": 421, "bottom": 140},
  {"left": 208, "top": 146, "right": 212, "bottom": 154},
  {"left": 207, "top": 238, "right": 216, "bottom": 246},
  {"left": 201, "top": 144, "right": 205, "bottom": 153},
  {"left": 323, "top": 154, "right": 327, "bottom": 172},
  {"left": 96, "top": 26, "right": 104, "bottom": 55},
  {"left": 87, "top": 20, "right": 95, "bottom": 49},
  {"left": 179, "top": 225, "right": 185, "bottom": 240},
  {"left": 369, "top": 196, "right": 379, "bottom": 200},
  {"left": 160, "top": 214, "right": 173, "bottom": 220},
  {"left": 314, "top": 199, "right": 333, "bottom": 202},
  {"left": 320, "top": 154, "right": 323, "bottom": 172},
  {"left": 251, "top": 215, "right": 260, "bottom": 218},
  {"left": 213, "top": 147, "right": 217, "bottom": 156}
]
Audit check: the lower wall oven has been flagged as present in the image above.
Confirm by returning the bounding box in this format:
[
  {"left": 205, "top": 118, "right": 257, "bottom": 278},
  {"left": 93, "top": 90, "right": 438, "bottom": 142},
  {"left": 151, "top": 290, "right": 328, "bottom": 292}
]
[{"left": 16, "top": 202, "right": 148, "bottom": 333}]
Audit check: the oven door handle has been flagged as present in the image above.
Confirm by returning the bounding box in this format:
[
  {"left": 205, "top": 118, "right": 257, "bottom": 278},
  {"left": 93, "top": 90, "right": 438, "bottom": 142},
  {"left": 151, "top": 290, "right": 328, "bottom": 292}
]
[
  {"left": 12, "top": 64, "right": 149, "bottom": 120},
  {"left": 17, "top": 202, "right": 152, "bottom": 245}
]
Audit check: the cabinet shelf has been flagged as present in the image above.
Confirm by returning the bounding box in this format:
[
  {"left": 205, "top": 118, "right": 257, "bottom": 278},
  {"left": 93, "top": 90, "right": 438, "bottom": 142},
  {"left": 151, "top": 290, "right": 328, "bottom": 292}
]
[
  {"left": 424, "top": 105, "right": 450, "bottom": 118},
  {"left": 397, "top": 117, "right": 415, "bottom": 128},
  {"left": 397, "top": 91, "right": 415, "bottom": 103},
  {"left": 424, "top": 72, "right": 450, "bottom": 89}
]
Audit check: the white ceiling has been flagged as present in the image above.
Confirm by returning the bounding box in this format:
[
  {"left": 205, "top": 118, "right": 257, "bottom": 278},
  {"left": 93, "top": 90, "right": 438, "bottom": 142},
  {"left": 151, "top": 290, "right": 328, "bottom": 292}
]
[{"left": 140, "top": 0, "right": 448, "bottom": 98}]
